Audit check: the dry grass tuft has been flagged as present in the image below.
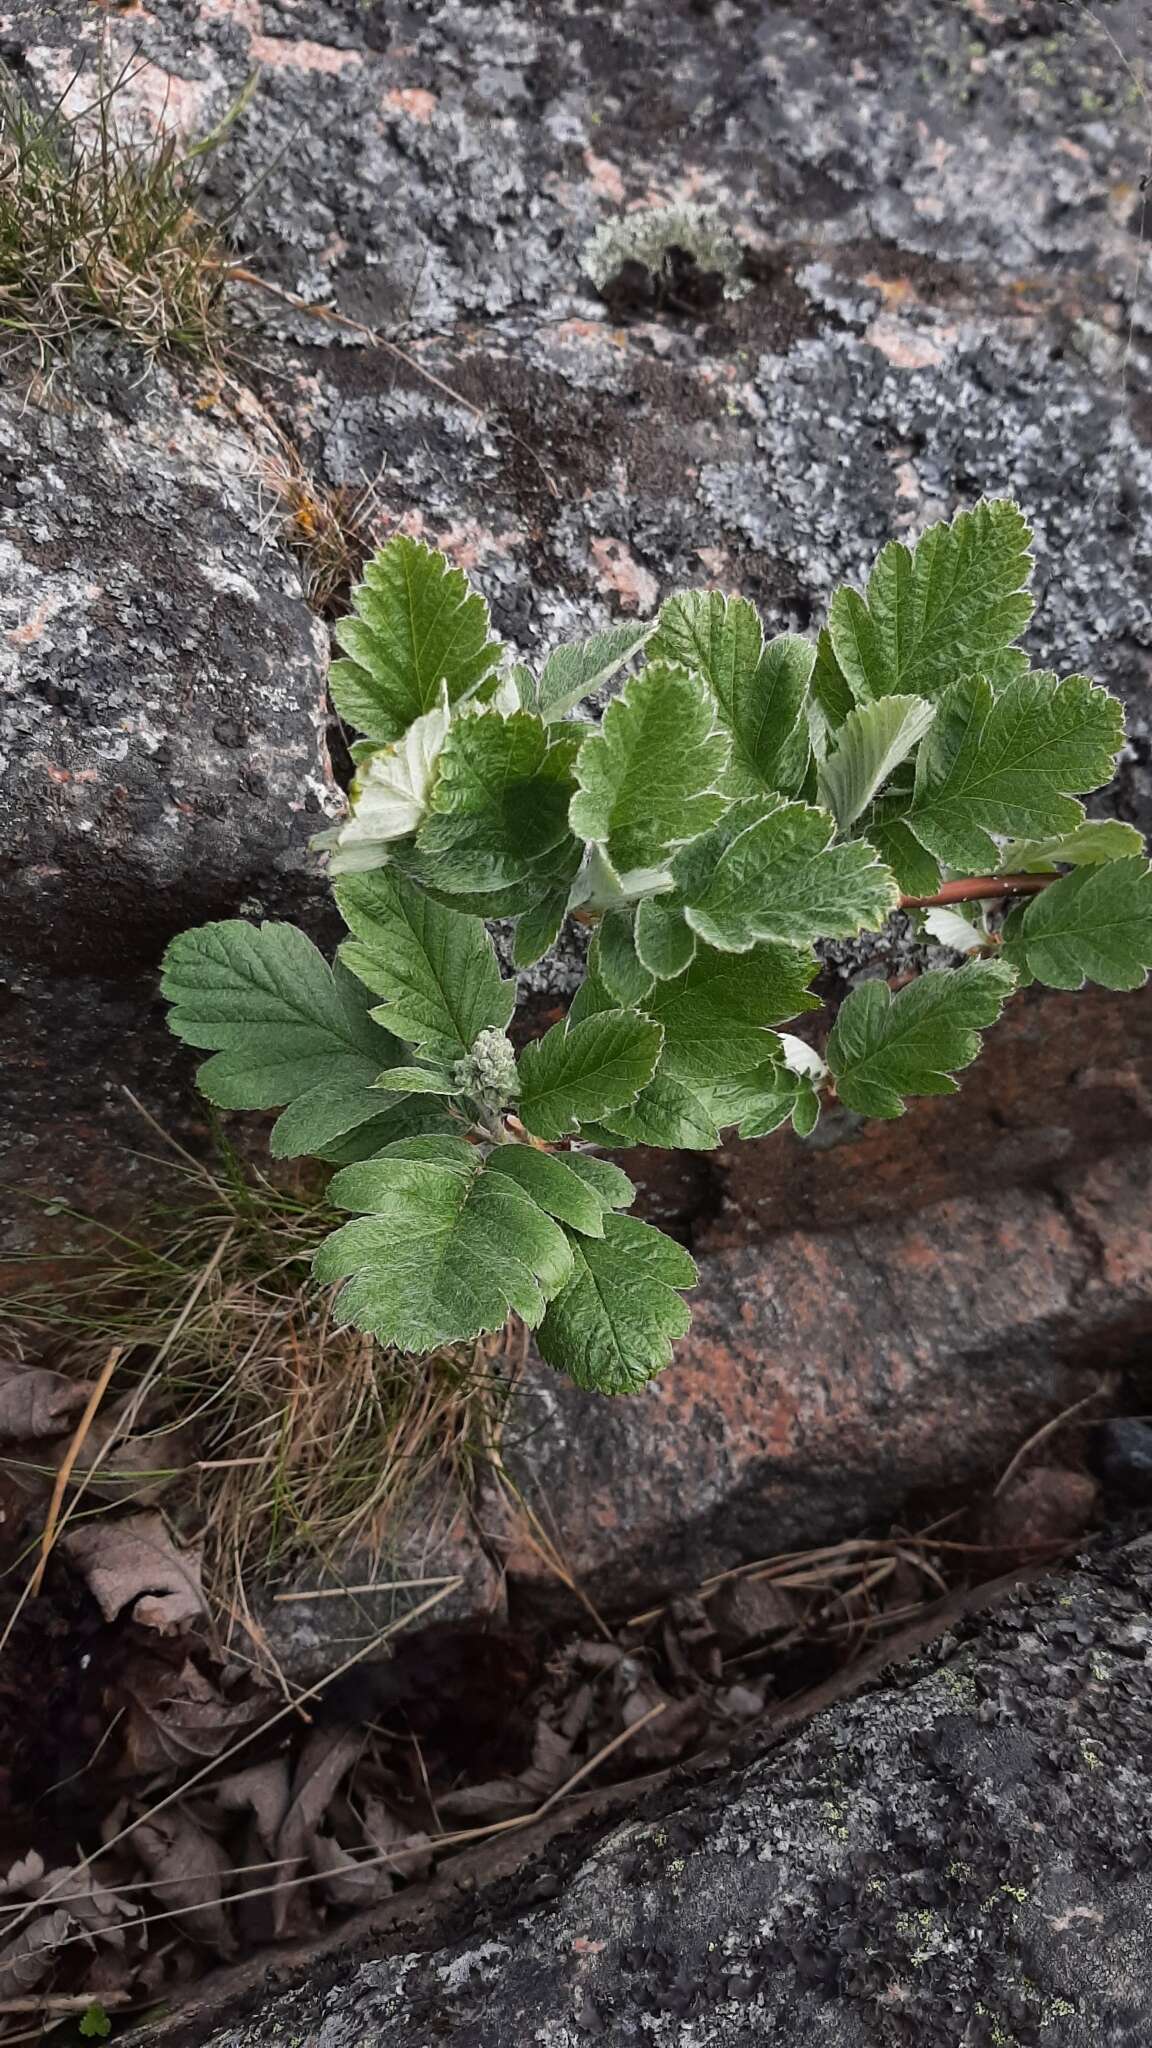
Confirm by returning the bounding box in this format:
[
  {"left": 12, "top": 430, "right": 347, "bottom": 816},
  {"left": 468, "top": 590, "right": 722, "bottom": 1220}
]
[
  {"left": 0, "top": 1146, "right": 507, "bottom": 1628},
  {"left": 258, "top": 442, "right": 388, "bottom": 616},
  {"left": 0, "top": 56, "right": 247, "bottom": 367}
]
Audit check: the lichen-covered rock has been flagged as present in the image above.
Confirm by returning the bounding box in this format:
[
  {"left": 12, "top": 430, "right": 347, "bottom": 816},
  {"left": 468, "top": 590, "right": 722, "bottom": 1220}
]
[
  {"left": 191, "top": 1538, "right": 1152, "bottom": 2046},
  {"left": 0, "top": 349, "right": 336, "bottom": 973}
]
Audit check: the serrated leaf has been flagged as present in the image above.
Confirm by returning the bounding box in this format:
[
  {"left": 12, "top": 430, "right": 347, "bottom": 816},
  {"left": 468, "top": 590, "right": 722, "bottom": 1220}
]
[
  {"left": 922, "top": 906, "right": 985, "bottom": 953},
  {"left": 597, "top": 1072, "right": 721, "bottom": 1150},
  {"left": 903, "top": 671, "right": 1125, "bottom": 872},
  {"left": 634, "top": 894, "right": 697, "bottom": 979},
  {"left": 537, "top": 621, "right": 653, "bottom": 720},
  {"left": 649, "top": 591, "right": 813, "bottom": 796},
  {"left": 331, "top": 535, "right": 504, "bottom": 742},
  {"left": 415, "top": 711, "right": 581, "bottom": 895},
  {"left": 866, "top": 809, "right": 942, "bottom": 897},
  {"left": 517, "top": 1011, "right": 663, "bottom": 1141},
  {"left": 826, "top": 958, "right": 1016, "bottom": 1119},
  {"left": 569, "top": 663, "right": 729, "bottom": 872},
  {"left": 312, "top": 1095, "right": 458, "bottom": 1166},
  {"left": 327, "top": 693, "right": 451, "bottom": 872},
  {"left": 1002, "top": 859, "right": 1152, "bottom": 990},
  {"left": 562, "top": 1152, "right": 636, "bottom": 1210},
  {"left": 670, "top": 799, "right": 898, "bottom": 952},
  {"left": 535, "top": 1213, "right": 697, "bottom": 1394},
  {"left": 161, "top": 923, "right": 406, "bottom": 1159},
  {"left": 997, "top": 820, "right": 1146, "bottom": 871},
  {"left": 315, "top": 1139, "right": 573, "bottom": 1349},
  {"left": 642, "top": 942, "right": 818, "bottom": 1084},
  {"left": 817, "top": 695, "right": 936, "bottom": 831},
  {"left": 373, "top": 1065, "right": 457, "bottom": 1093},
  {"left": 828, "top": 499, "right": 1034, "bottom": 706},
  {"left": 809, "top": 626, "right": 856, "bottom": 733},
  {"left": 485, "top": 1146, "right": 608, "bottom": 1236},
  {"left": 512, "top": 891, "right": 569, "bottom": 968},
  {"left": 592, "top": 913, "right": 654, "bottom": 1007},
  {"left": 335, "top": 871, "right": 514, "bottom": 1062}
]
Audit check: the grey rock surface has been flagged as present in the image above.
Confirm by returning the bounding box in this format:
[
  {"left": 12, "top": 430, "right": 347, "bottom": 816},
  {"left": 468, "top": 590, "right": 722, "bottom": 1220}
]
[
  {"left": 195, "top": 1538, "right": 1152, "bottom": 2046},
  {"left": 0, "top": 348, "right": 335, "bottom": 974}
]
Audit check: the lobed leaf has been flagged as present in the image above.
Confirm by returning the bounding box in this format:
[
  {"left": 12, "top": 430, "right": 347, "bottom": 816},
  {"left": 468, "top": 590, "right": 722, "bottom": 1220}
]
[
  {"left": 902, "top": 671, "right": 1125, "bottom": 873},
  {"left": 591, "top": 913, "right": 655, "bottom": 1007},
  {"left": 634, "top": 894, "right": 697, "bottom": 979},
  {"left": 826, "top": 958, "right": 1016, "bottom": 1119},
  {"left": 331, "top": 535, "right": 503, "bottom": 741},
  {"left": 705, "top": 1060, "right": 820, "bottom": 1139},
  {"left": 597, "top": 1071, "right": 722, "bottom": 1150},
  {"left": 569, "top": 663, "right": 729, "bottom": 873},
  {"left": 817, "top": 694, "right": 936, "bottom": 831},
  {"left": 1002, "top": 859, "right": 1152, "bottom": 991},
  {"left": 828, "top": 499, "right": 1033, "bottom": 706},
  {"left": 670, "top": 799, "right": 899, "bottom": 952},
  {"left": 415, "top": 711, "right": 581, "bottom": 897},
  {"left": 517, "top": 1010, "right": 663, "bottom": 1141},
  {"left": 641, "top": 941, "right": 818, "bottom": 1084},
  {"left": 316, "top": 1138, "right": 573, "bottom": 1349},
  {"left": 161, "top": 922, "right": 406, "bottom": 1159},
  {"left": 649, "top": 591, "right": 812, "bottom": 795},
  {"left": 335, "top": 870, "right": 514, "bottom": 1062},
  {"left": 535, "top": 1213, "right": 697, "bottom": 1394},
  {"left": 485, "top": 1146, "right": 611, "bottom": 1236},
  {"left": 536, "top": 621, "right": 653, "bottom": 721},
  {"left": 997, "top": 820, "right": 1146, "bottom": 871}
]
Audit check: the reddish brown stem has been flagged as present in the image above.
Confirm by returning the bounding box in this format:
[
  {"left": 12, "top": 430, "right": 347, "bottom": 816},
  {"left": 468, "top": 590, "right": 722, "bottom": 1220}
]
[{"left": 899, "top": 873, "right": 1053, "bottom": 910}]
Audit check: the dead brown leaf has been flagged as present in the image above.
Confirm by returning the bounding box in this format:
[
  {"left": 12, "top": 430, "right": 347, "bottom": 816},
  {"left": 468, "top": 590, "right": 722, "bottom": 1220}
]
[
  {"left": 61, "top": 1513, "right": 205, "bottom": 1631},
  {"left": 360, "top": 1797, "right": 433, "bottom": 1882},
  {"left": 0, "top": 1359, "right": 94, "bottom": 1442},
  {"left": 121, "top": 1657, "right": 273, "bottom": 1774},
  {"left": 272, "top": 1729, "right": 362, "bottom": 1935},
  {"left": 211, "top": 1761, "right": 291, "bottom": 1851},
  {"left": 32, "top": 1865, "right": 143, "bottom": 1948},
  {"left": 0, "top": 1911, "right": 71, "bottom": 1996},
  {"left": 57, "top": 1414, "right": 193, "bottom": 1505},
  {"left": 130, "top": 1806, "right": 236, "bottom": 1955},
  {"left": 307, "top": 1831, "right": 394, "bottom": 1908},
  {"left": 439, "top": 1718, "right": 573, "bottom": 1820},
  {"left": 0, "top": 1852, "right": 45, "bottom": 1897}
]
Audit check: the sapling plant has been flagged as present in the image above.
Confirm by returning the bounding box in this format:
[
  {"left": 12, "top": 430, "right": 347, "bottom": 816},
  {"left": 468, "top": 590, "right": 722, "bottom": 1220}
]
[{"left": 163, "top": 501, "right": 1152, "bottom": 1393}]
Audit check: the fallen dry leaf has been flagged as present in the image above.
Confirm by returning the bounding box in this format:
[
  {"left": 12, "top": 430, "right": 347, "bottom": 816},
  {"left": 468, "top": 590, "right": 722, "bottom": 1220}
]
[
  {"left": 121, "top": 1656, "right": 273, "bottom": 1773},
  {"left": 61, "top": 1513, "right": 204, "bottom": 1631},
  {"left": 360, "top": 1797, "right": 433, "bottom": 1882},
  {"left": 307, "top": 1831, "right": 394, "bottom": 1908},
  {"left": 439, "top": 1717, "right": 572, "bottom": 1820},
  {"left": 32, "top": 1864, "right": 143, "bottom": 1948},
  {"left": 131, "top": 1805, "right": 236, "bottom": 1955},
  {"left": 212, "top": 1761, "right": 291, "bottom": 1852},
  {"left": 0, "top": 1359, "right": 94, "bottom": 1441},
  {"left": 0, "top": 1850, "right": 45, "bottom": 1896},
  {"left": 273, "top": 1729, "right": 362, "bottom": 1935},
  {"left": 0, "top": 1910, "right": 71, "bottom": 1996},
  {"left": 57, "top": 1414, "right": 193, "bottom": 1505}
]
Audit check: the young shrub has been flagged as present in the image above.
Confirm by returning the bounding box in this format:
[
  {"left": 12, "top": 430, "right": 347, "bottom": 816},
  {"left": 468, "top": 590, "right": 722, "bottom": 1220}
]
[{"left": 163, "top": 505, "right": 1152, "bottom": 1394}]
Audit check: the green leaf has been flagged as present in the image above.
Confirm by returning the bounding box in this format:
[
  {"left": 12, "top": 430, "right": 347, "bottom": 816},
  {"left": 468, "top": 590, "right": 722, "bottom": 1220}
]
[
  {"left": 373, "top": 1065, "right": 457, "bottom": 1093},
  {"left": 316, "top": 1138, "right": 573, "bottom": 1348},
  {"left": 335, "top": 870, "right": 514, "bottom": 1062},
  {"left": 537, "top": 621, "right": 653, "bottom": 720},
  {"left": 817, "top": 695, "right": 936, "bottom": 831},
  {"left": 809, "top": 626, "right": 856, "bottom": 733},
  {"left": 827, "top": 499, "right": 1034, "bottom": 705},
  {"left": 649, "top": 591, "right": 812, "bottom": 795},
  {"left": 311, "top": 1095, "right": 458, "bottom": 1165},
  {"left": 997, "top": 820, "right": 1146, "bottom": 871},
  {"left": 1002, "top": 859, "right": 1152, "bottom": 990},
  {"left": 642, "top": 942, "right": 818, "bottom": 1084},
  {"left": 634, "top": 894, "right": 697, "bottom": 979},
  {"left": 486, "top": 1145, "right": 609, "bottom": 1236},
  {"left": 569, "top": 664, "right": 729, "bottom": 873},
  {"left": 79, "top": 2005, "right": 112, "bottom": 2042},
  {"left": 415, "top": 711, "right": 580, "bottom": 895},
  {"left": 670, "top": 799, "right": 899, "bottom": 952},
  {"left": 513, "top": 891, "right": 569, "bottom": 968},
  {"left": 535, "top": 1213, "right": 697, "bottom": 1393},
  {"left": 331, "top": 535, "right": 504, "bottom": 741},
  {"left": 592, "top": 912, "right": 655, "bottom": 1007},
  {"left": 903, "top": 672, "right": 1125, "bottom": 873},
  {"left": 561, "top": 1151, "right": 636, "bottom": 1210},
  {"left": 866, "top": 809, "right": 942, "bottom": 897},
  {"left": 705, "top": 1060, "right": 819, "bottom": 1139},
  {"left": 161, "top": 923, "right": 406, "bottom": 1159},
  {"left": 517, "top": 1011, "right": 663, "bottom": 1141},
  {"left": 826, "top": 958, "right": 1016, "bottom": 1119},
  {"left": 597, "top": 1072, "right": 721, "bottom": 1150}
]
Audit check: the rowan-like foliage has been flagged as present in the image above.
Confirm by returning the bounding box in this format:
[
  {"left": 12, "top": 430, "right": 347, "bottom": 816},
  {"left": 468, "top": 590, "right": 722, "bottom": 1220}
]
[{"left": 164, "top": 504, "right": 1149, "bottom": 1393}]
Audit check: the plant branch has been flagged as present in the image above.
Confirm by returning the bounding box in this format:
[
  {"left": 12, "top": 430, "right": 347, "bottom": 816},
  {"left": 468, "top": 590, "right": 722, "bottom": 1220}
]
[{"left": 899, "top": 873, "right": 1053, "bottom": 910}]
